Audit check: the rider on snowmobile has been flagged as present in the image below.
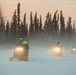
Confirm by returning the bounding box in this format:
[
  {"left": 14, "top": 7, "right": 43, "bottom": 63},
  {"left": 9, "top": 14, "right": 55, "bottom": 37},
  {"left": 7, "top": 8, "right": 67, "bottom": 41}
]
[
  {"left": 56, "top": 42, "right": 62, "bottom": 47},
  {"left": 17, "top": 37, "right": 29, "bottom": 52}
]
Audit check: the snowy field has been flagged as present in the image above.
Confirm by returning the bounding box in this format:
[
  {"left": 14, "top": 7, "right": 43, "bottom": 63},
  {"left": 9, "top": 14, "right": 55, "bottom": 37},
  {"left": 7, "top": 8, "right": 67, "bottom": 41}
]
[{"left": 0, "top": 43, "right": 76, "bottom": 75}]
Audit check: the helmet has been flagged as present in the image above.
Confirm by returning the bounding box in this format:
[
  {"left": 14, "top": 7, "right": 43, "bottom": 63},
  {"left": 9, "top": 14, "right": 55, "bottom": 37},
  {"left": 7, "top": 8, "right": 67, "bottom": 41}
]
[
  {"left": 57, "top": 42, "right": 61, "bottom": 47},
  {"left": 20, "top": 37, "right": 24, "bottom": 40},
  {"left": 57, "top": 42, "right": 60, "bottom": 45}
]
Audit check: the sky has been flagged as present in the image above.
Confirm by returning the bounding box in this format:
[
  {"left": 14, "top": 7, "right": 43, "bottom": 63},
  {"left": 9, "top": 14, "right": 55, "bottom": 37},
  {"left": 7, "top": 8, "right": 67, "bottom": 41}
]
[{"left": 0, "top": 0, "right": 76, "bottom": 25}]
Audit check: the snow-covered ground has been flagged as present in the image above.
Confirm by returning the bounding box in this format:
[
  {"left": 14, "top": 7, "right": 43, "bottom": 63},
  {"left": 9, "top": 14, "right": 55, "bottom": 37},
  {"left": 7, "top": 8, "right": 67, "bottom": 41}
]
[{"left": 0, "top": 43, "right": 76, "bottom": 75}]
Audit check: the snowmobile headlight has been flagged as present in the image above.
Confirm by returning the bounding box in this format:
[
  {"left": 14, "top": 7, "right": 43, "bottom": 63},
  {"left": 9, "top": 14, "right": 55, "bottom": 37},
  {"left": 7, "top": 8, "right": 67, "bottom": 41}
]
[
  {"left": 16, "top": 47, "right": 20, "bottom": 50},
  {"left": 54, "top": 47, "right": 60, "bottom": 52},
  {"left": 16, "top": 47, "right": 24, "bottom": 51},
  {"left": 72, "top": 48, "right": 76, "bottom": 51},
  {"left": 19, "top": 47, "right": 23, "bottom": 50},
  {"left": 52, "top": 46, "right": 62, "bottom": 56}
]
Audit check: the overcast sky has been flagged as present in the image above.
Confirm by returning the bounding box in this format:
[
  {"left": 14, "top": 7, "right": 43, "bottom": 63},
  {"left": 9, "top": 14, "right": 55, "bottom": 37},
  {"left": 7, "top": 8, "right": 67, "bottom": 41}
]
[{"left": 0, "top": 0, "right": 76, "bottom": 24}]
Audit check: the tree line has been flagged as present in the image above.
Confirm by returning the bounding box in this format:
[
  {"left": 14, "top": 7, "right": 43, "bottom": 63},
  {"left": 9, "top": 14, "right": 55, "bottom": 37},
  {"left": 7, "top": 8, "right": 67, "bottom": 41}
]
[{"left": 0, "top": 3, "right": 76, "bottom": 44}]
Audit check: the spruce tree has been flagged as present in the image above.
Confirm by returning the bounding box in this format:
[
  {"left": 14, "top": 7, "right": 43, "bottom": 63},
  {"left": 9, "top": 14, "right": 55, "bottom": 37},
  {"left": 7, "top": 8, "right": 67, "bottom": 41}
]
[
  {"left": 60, "top": 10, "right": 65, "bottom": 37},
  {"left": 39, "top": 15, "right": 42, "bottom": 37},
  {"left": 0, "top": 4, "right": 5, "bottom": 40},
  {"left": 5, "top": 20, "right": 9, "bottom": 37},
  {"left": 11, "top": 10, "right": 17, "bottom": 37},
  {"left": 66, "top": 17, "right": 72, "bottom": 39},
  {"left": 52, "top": 10, "right": 59, "bottom": 38},
  {"left": 20, "top": 13, "right": 28, "bottom": 37},
  {"left": 34, "top": 12, "right": 39, "bottom": 36},
  {"left": 17, "top": 2, "right": 21, "bottom": 36},
  {"left": 29, "top": 12, "right": 34, "bottom": 37}
]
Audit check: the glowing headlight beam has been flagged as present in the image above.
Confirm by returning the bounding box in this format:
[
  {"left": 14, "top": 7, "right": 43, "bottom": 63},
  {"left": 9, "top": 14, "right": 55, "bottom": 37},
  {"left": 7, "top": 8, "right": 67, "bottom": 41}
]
[
  {"left": 16, "top": 47, "right": 20, "bottom": 50},
  {"left": 54, "top": 47, "right": 60, "bottom": 51},
  {"left": 16, "top": 47, "right": 23, "bottom": 51},
  {"left": 72, "top": 48, "right": 76, "bottom": 51},
  {"left": 20, "top": 47, "right": 23, "bottom": 50}
]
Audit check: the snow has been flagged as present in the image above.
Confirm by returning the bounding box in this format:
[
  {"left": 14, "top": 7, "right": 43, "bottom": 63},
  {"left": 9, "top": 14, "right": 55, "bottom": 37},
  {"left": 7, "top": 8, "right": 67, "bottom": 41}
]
[{"left": 0, "top": 44, "right": 76, "bottom": 75}]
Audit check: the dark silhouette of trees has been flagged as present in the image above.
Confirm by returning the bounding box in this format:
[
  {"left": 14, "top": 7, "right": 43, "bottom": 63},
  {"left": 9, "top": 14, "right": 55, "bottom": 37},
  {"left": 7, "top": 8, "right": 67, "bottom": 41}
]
[
  {"left": 17, "top": 2, "right": 21, "bottom": 36},
  {"left": 0, "top": 2, "right": 76, "bottom": 45},
  {"left": 66, "top": 17, "right": 73, "bottom": 38},
  {"left": 43, "top": 12, "right": 52, "bottom": 38},
  {"left": 60, "top": 10, "right": 65, "bottom": 37},
  {"left": 11, "top": 10, "right": 17, "bottom": 37},
  {"left": 23, "top": 13, "right": 28, "bottom": 37},
  {"left": 38, "top": 15, "right": 42, "bottom": 37},
  {"left": 52, "top": 10, "right": 59, "bottom": 38},
  {"left": 72, "top": 20, "right": 76, "bottom": 41},
  {"left": 29, "top": 12, "right": 34, "bottom": 37},
  {"left": 5, "top": 20, "right": 9, "bottom": 37},
  {"left": 73, "top": 20, "right": 75, "bottom": 34},
  {"left": 0, "top": 4, "right": 5, "bottom": 40},
  {"left": 20, "top": 13, "right": 28, "bottom": 37},
  {"left": 0, "top": 17, "right": 5, "bottom": 37},
  {"left": 34, "top": 12, "right": 39, "bottom": 36}
]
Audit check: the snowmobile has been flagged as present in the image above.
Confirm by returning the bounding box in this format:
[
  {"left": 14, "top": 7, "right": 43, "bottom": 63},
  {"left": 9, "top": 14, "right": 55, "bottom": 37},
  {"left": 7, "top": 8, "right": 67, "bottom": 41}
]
[
  {"left": 52, "top": 45, "right": 62, "bottom": 56},
  {"left": 10, "top": 44, "right": 28, "bottom": 61}
]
